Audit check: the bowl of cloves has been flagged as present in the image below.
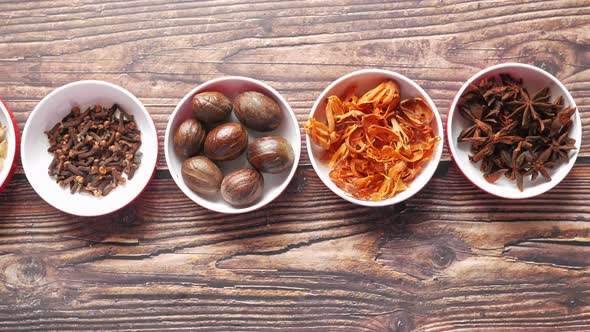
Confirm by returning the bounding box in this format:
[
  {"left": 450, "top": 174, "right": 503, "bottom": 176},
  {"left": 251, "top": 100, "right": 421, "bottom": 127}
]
[
  {"left": 21, "top": 80, "right": 159, "bottom": 216},
  {"left": 447, "top": 63, "right": 582, "bottom": 199}
]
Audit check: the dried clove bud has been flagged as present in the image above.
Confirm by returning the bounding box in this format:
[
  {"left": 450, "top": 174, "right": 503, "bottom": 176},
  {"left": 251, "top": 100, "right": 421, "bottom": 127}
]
[{"left": 46, "top": 104, "right": 143, "bottom": 197}]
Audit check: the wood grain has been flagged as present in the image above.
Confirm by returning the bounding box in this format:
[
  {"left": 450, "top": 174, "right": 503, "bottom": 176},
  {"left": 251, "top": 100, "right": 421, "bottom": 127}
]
[
  {"left": 1, "top": 0, "right": 590, "bottom": 170},
  {"left": 1, "top": 0, "right": 590, "bottom": 331},
  {"left": 1, "top": 162, "right": 590, "bottom": 331}
]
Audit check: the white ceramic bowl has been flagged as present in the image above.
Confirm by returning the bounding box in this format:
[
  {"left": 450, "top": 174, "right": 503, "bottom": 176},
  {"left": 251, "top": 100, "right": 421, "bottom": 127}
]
[
  {"left": 306, "top": 69, "right": 444, "bottom": 207},
  {"left": 165, "top": 76, "right": 301, "bottom": 214},
  {"left": 22, "top": 81, "right": 159, "bottom": 216},
  {"left": 447, "top": 63, "right": 582, "bottom": 199},
  {"left": 0, "top": 98, "right": 19, "bottom": 192}
]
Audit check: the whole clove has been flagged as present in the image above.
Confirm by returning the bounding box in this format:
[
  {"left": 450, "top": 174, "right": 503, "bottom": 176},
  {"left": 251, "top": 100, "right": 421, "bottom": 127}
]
[
  {"left": 457, "top": 74, "right": 577, "bottom": 191},
  {"left": 45, "top": 104, "right": 142, "bottom": 196}
]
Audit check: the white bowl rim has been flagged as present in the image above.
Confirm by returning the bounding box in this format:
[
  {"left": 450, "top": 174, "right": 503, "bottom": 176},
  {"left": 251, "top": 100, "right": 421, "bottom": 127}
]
[
  {"left": 306, "top": 68, "right": 444, "bottom": 207},
  {"left": 447, "top": 62, "right": 582, "bottom": 199},
  {"left": 0, "top": 99, "right": 17, "bottom": 190},
  {"left": 164, "top": 75, "right": 302, "bottom": 214},
  {"left": 21, "top": 80, "right": 159, "bottom": 216}
]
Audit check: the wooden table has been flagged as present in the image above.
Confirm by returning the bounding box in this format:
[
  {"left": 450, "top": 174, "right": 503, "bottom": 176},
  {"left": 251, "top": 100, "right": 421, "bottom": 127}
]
[{"left": 1, "top": 1, "right": 589, "bottom": 331}]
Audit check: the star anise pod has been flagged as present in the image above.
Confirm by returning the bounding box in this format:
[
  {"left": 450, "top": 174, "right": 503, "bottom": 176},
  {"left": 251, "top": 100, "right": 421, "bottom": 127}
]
[
  {"left": 500, "top": 146, "right": 527, "bottom": 191},
  {"left": 483, "top": 168, "right": 508, "bottom": 183},
  {"left": 480, "top": 158, "right": 496, "bottom": 175},
  {"left": 467, "top": 78, "right": 495, "bottom": 98},
  {"left": 468, "top": 121, "right": 522, "bottom": 163},
  {"left": 524, "top": 148, "right": 555, "bottom": 182},
  {"left": 457, "top": 104, "right": 497, "bottom": 142},
  {"left": 548, "top": 131, "right": 576, "bottom": 162},
  {"left": 480, "top": 74, "right": 522, "bottom": 114},
  {"left": 527, "top": 118, "right": 553, "bottom": 137},
  {"left": 482, "top": 85, "right": 507, "bottom": 114},
  {"left": 499, "top": 73, "right": 523, "bottom": 101},
  {"left": 539, "top": 95, "right": 563, "bottom": 119},
  {"left": 507, "top": 87, "right": 553, "bottom": 130},
  {"left": 549, "top": 106, "right": 576, "bottom": 137}
]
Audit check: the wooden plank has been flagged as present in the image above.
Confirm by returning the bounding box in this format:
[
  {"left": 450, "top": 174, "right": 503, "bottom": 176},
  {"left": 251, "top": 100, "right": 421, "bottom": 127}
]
[
  {"left": 1, "top": 161, "right": 590, "bottom": 331},
  {"left": 1, "top": 0, "right": 590, "bottom": 331},
  {"left": 0, "top": 0, "right": 589, "bottom": 172}
]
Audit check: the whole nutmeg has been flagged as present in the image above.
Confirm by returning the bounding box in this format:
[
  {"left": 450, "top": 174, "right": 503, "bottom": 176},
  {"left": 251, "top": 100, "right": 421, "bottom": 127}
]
[
  {"left": 247, "top": 136, "right": 294, "bottom": 173},
  {"left": 233, "top": 91, "right": 282, "bottom": 132},
  {"left": 174, "top": 118, "right": 206, "bottom": 158},
  {"left": 204, "top": 122, "right": 248, "bottom": 161},
  {"left": 181, "top": 156, "right": 223, "bottom": 195},
  {"left": 221, "top": 168, "right": 264, "bottom": 207},
  {"left": 193, "top": 92, "right": 233, "bottom": 123}
]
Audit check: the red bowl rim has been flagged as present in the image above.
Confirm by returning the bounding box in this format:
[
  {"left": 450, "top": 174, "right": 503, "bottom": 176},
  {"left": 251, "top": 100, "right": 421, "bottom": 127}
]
[{"left": 0, "top": 97, "right": 20, "bottom": 193}]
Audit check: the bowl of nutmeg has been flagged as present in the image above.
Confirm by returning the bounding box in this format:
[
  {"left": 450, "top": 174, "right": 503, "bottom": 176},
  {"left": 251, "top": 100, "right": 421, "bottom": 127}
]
[{"left": 165, "top": 76, "right": 301, "bottom": 214}]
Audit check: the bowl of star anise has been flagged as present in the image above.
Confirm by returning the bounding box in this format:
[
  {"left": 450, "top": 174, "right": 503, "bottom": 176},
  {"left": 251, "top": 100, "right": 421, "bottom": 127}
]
[{"left": 447, "top": 63, "right": 581, "bottom": 199}]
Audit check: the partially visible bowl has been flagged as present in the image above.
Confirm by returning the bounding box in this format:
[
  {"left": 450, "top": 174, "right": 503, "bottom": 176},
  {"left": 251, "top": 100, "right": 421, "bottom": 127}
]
[
  {"left": 447, "top": 63, "right": 582, "bottom": 199},
  {"left": 21, "top": 81, "right": 158, "bottom": 216},
  {"left": 165, "top": 76, "right": 301, "bottom": 214},
  {"left": 0, "top": 98, "right": 19, "bottom": 192},
  {"left": 306, "top": 69, "right": 444, "bottom": 207}
]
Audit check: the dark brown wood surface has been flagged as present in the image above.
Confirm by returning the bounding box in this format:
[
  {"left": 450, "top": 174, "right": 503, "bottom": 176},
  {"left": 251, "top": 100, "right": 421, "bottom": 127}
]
[{"left": 1, "top": 0, "right": 590, "bottom": 331}]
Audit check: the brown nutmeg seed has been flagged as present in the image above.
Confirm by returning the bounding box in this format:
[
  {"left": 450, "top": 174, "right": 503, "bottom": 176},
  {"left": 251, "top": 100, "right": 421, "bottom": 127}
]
[
  {"left": 173, "top": 118, "right": 206, "bottom": 158},
  {"left": 247, "top": 136, "right": 294, "bottom": 173},
  {"left": 233, "top": 91, "right": 282, "bottom": 132},
  {"left": 192, "top": 92, "right": 233, "bottom": 124},
  {"left": 220, "top": 168, "right": 264, "bottom": 207},
  {"left": 181, "top": 156, "right": 223, "bottom": 195},
  {"left": 204, "top": 122, "right": 248, "bottom": 161}
]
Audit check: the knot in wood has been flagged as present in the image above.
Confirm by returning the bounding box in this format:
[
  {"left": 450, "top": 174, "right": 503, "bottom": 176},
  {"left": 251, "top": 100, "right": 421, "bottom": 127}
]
[
  {"left": 385, "top": 311, "right": 415, "bottom": 332},
  {"left": 293, "top": 168, "right": 307, "bottom": 193},
  {"left": 567, "top": 297, "right": 579, "bottom": 308},
  {"left": 372, "top": 203, "right": 407, "bottom": 221},
  {"left": 3, "top": 256, "right": 46, "bottom": 288},
  {"left": 432, "top": 245, "right": 455, "bottom": 268},
  {"left": 507, "top": 41, "right": 576, "bottom": 77},
  {"left": 116, "top": 205, "right": 142, "bottom": 226},
  {"left": 563, "top": 291, "right": 586, "bottom": 311},
  {"left": 533, "top": 59, "right": 559, "bottom": 77}
]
